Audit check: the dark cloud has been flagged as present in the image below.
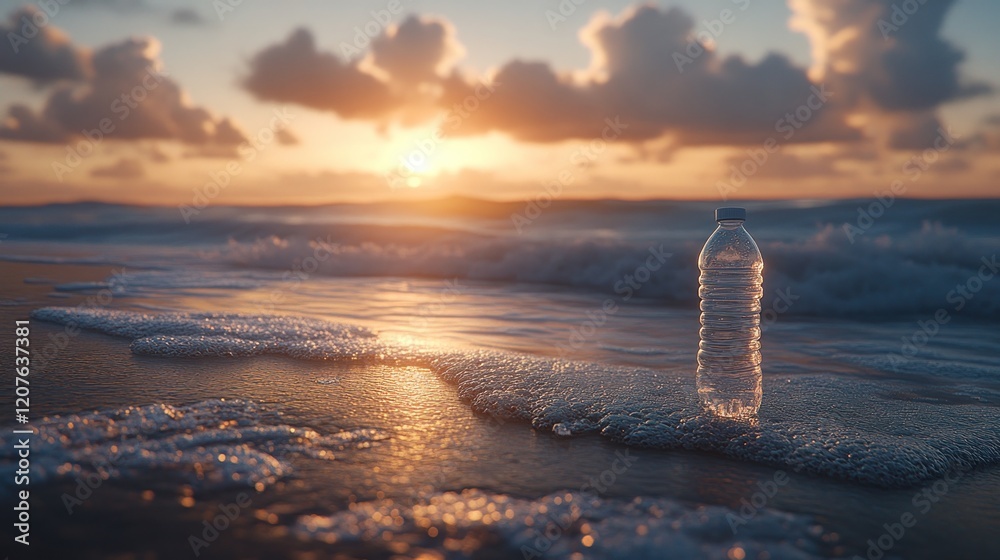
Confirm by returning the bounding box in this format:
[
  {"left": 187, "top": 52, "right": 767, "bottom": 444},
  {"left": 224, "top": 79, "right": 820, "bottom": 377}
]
[
  {"left": 0, "top": 36, "right": 246, "bottom": 145},
  {"left": 170, "top": 8, "right": 205, "bottom": 25},
  {"left": 243, "top": 28, "right": 396, "bottom": 119},
  {"left": 369, "top": 16, "right": 463, "bottom": 87},
  {"left": 241, "top": 2, "right": 991, "bottom": 151},
  {"left": 245, "top": 7, "right": 861, "bottom": 145},
  {"left": 90, "top": 157, "right": 145, "bottom": 179},
  {"left": 884, "top": 112, "right": 946, "bottom": 150},
  {"left": 0, "top": 104, "right": 70, "bottom": 142},
  {"left": 723, "top": 151, "right": 846, "bottom": 179},
  {"left": 440, "top": 59, "right": 600, "bottom": 142},
  {"left": 446, "top": 6, "right": 860, "bottom": 144},
  {"left": 789, "top": 0, "right": 990, "bottom": 150},
  {"left": 0, "top": 6, "right": 90, "bottom": 82},
  {"left": 243, "top": 17, "right": 465, "bottom": 123},
  {"left": 790, "top": 0, "right": 990, "bottom": 112},
  {"left": 213, "top": 118, "right": 248, "bottom": 144}
]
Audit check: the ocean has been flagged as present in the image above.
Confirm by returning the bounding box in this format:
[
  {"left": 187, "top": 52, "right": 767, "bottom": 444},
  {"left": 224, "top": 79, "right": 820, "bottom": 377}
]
[{"left": 0, "top": 198, "right": 998, "bottom": 559}]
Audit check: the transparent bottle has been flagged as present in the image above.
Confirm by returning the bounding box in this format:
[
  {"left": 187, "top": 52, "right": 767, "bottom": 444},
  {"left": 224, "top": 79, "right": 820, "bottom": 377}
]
[{"left": 697, "top": 207, "right": 763, "bottom": 419}]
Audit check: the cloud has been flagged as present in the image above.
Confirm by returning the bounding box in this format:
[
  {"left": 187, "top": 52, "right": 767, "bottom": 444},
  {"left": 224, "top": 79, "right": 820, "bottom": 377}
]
[
  {"left": 243, "top": 16, "right": 467, "bottom": 124},
  {"left": 241, "top": 3, "right": 993, "bottom": 152},
  {"left": 246, "top": 7, "right": 861, "bottom": 146},
  {"left": 0, "top": 103, "right": 70, "bottom": 142},
  {"left": 956, "top": 114, "right": 1000, "bottom": 153},
  {"left": 0, "top": 36, "right": 246, "bottom": 146},
  {"left": 927, "top": 156, "right": 971, "bottom": 174},
  {"left": 789, "top": 0, "right": 990, "bottom": 149},
  {"left": 884, "top": 112, "right": 946, "bottom": 150},
  {"left": 440, "top": 59, "right": 602, "bottom": 142},
  {"left": 90, "top": 157, "right": 145, "bottom": 179},
  {"left": 369, "top": 16, "right": 464, "bottom": 87},
  {"left": 722, "top": 150, "right": 846, "bottom": 179},
  {"left": 243, "top": 28, "right": 397, "bottom": 119},
  {"left": 790, "top": 0, "right": 989, "bottom": 111},
  {"left": 0, "top": 6, "right": 90, "bottom": 82},
  {"left": 448, "top": 6, "right": 860, "bottom": 144},
  {"left": 170, "top": 8, "right": 205, "bottom": 25}
]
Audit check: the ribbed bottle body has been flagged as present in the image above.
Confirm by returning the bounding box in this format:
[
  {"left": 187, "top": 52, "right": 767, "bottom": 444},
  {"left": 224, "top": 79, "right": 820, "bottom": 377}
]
[{"left": 696, "top": 221, "right": 763, "bottom": 419}]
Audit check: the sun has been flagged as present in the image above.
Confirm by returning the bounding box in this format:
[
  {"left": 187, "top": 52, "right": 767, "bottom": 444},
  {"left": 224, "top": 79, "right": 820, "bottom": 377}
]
[{"left": 400, "top": 155, "right": 435, "bottom": 188}]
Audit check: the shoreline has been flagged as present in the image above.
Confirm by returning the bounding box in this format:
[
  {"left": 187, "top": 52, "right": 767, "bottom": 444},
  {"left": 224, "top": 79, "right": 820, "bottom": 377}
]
[{"left": 1, "top": 261, "right": 998, "bottom": 559}]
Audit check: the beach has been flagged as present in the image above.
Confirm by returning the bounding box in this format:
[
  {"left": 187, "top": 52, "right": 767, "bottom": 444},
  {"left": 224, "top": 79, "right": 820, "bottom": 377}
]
[
  {"left": 1, "top": 199, "right": 999, "bottom": 559},
  {"left": 3, "top": 0, "right": 1000, "bottom": 556}
]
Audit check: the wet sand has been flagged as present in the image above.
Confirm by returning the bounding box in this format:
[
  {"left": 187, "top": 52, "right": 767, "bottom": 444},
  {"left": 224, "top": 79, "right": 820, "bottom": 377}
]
[{"left": 2, "top": 262, "right": 999, "bottom": 559}]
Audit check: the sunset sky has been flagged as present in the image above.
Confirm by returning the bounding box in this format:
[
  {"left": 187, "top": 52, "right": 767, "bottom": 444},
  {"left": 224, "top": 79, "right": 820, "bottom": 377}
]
[{"left": 1, "top": 0, "right": 999, "bottom": 204}]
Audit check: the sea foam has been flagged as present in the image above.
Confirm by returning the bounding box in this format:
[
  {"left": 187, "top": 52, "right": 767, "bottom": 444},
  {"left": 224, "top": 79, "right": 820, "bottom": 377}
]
[
  {"left": 29, "top": 307, "right": 1000, "bottom": 488},
  {"left": 0, "top": 398, "right": 387, "bottom": 493},
  {"left": 293, "top": 489, "right": 831, "bottom": 560}
]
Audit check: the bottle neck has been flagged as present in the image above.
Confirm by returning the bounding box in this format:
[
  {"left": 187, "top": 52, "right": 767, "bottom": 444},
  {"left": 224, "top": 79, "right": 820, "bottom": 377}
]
[{"left": 717, "top": 219, "right": 745, "bottom": 230}]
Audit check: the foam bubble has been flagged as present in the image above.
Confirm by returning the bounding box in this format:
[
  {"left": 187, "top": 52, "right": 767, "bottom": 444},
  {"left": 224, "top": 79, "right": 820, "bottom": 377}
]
[
  {"left": 293, "top": 488, "right": 831, "bottom": 559},
  {"left": 432, "top": 349, "right": 1000, "bottom": 487},
  {"left": 33, "top": 307, "right": 385, "bottom": 360},
  {"left": 0, "top": 399, "right": 387, "bottom": 493},
  {"left": 31, "top": 307, "right": 1000, "bottom": 487}
]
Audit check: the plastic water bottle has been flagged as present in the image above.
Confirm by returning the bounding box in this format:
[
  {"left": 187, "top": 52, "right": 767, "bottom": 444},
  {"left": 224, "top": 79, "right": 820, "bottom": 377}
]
[{"left": 696, "top": 207, "right": 763, "bottom": 419}]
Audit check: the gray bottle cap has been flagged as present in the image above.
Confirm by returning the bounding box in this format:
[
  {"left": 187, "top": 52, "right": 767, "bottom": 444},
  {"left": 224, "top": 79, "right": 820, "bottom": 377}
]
[{"left": 715, "top": 207, "right": 746, "bottom": 221}]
